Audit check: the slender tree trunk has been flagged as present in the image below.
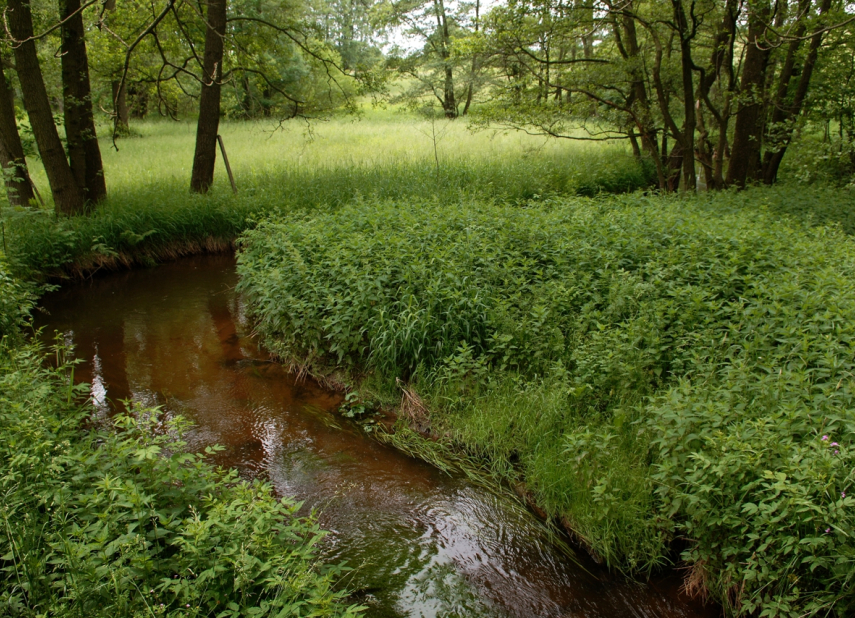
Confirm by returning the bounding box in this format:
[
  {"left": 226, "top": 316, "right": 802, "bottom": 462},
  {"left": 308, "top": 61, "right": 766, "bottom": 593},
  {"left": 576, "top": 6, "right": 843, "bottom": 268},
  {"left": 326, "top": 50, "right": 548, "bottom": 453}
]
[
  {"left": 617, "top": 5, "right": 665, "bottom": 188},
  {"left": 240, "top": 75, "right": 252, "bottom": 117},
  {"left": 61, "top": 0, "right": 106, "bottom": 204},
  {"left": 433, "top": 0, "right": 456, "bottom": 118},
  {"left": 7, "top": 0, "right": 84, "bottom": 214},
  {"left": 112, "top": 80, "right": 129, "bottom": 131},
  {"left": 726, "top": 0, "right": 772, "bottom": 187},
  {"left": 461, "top": 0, "right": 479, "bottom": 117},
  {"left": 696, "top": 0, "right": 738, "bottom": 190},
  {"left": 0, "top": 66, "right": 35, "bottom": 206},
  {"left": 763, "top": 0, "right": 832, "bottom": 184},
  {"left": 672, "top": 0, "right": 697, "bottom": 191},
  {"left": 190, "top": 0, "right": 227, "bottom": 193}
]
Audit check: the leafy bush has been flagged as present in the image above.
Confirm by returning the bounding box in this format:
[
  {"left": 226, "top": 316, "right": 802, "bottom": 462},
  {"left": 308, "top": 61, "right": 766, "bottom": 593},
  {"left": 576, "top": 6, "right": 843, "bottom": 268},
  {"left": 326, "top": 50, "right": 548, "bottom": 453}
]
[
  {"left": 237, "top": 192, "right": 855, "bottom": 616},
  {"left": 0, "top": 342, "right": 363, "bottom": 618},
  {"left": 0, "top": 255, "right": 35, "bottom": 344}
]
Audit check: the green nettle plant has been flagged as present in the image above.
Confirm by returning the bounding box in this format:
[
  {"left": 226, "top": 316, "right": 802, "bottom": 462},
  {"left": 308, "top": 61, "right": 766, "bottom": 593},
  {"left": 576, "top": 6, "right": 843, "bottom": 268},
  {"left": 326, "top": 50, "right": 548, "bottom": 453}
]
[
  {"left": 237, "top": 191, "right": 855, "bottom": 617},
  {"left": 0, "top": 255, "right": 35, "bottom": 344},
  {"left": 0, "top": 339, "right": 363, "bottom": 617}
]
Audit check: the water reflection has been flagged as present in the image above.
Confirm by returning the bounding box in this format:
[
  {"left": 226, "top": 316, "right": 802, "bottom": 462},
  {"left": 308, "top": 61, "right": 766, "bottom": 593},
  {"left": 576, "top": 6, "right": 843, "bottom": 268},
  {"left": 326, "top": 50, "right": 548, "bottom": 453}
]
[{"left": 37, "top": 254, "right": 716, "bottom": 618}]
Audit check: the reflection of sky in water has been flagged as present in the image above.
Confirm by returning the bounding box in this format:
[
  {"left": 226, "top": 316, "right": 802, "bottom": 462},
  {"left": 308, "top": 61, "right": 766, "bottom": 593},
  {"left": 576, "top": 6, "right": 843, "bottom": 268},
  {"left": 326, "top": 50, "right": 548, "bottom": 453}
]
[
  {"left": 89, "top": 348, "right": 110, "bottom": 418},
  {"left": 37, "top": 254, "right": 716, "bottom": 618}
]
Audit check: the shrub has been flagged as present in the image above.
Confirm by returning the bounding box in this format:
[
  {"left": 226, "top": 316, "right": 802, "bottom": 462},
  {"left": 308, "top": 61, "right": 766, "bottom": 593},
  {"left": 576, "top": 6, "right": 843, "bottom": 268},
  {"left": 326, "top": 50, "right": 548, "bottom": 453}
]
[
  {"left": 237, "top": 192, "right": 855, "bottom": 616},
  {"left": 0, "top": 255, "right": 35, "bottom": 344}
]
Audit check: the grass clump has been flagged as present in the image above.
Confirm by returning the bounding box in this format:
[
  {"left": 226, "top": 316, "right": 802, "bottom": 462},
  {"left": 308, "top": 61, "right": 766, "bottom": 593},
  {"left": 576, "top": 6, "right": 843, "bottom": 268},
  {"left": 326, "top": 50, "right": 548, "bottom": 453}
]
[{"left": 236, "top": 192, "right": 855, "bottom": 617}]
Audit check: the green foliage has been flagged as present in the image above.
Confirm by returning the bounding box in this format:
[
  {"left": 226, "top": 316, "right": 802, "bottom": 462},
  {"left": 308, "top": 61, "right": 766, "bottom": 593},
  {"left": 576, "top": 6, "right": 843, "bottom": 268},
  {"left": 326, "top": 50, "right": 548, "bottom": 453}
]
[
  {"left": 237, "top": 190, "right": 855, "bottom": 616},
  {"left": 0, "top": 341, "right": 363, "bottom": 617},
  {"left": 0, "top": 256, "right": 35, "bottom": 344},
  {"left": 2, "top": 118, "right": 651, "bottom": 277}
]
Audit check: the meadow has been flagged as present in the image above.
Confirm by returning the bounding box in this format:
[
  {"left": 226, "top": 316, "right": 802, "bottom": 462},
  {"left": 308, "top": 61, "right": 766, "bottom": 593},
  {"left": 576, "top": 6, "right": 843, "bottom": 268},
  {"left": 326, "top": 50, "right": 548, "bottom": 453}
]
[{"left": 4, "top": 113, "right": 650, "bottom": 277}]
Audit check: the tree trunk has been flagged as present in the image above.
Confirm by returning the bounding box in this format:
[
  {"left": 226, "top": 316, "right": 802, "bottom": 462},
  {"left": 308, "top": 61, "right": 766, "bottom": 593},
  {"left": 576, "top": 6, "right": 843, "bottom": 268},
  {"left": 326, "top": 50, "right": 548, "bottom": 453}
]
[
  {"left": 763, "top": 0, "right": 833, "bottom": 184},
  {"left": 128, "top": 84, "right": 148, "bottom": 118},
  {"left": 461, "top": 0, "right": 479, "bottom": 117},
  {"left": 112, "top": 80, "right": 129, "bottom": 131},
  {"left": 61, "top": 0, "right": 106, "bottom": 204},
  {"left": 7, "top": 0, "right": 84, "bottom": 214},
  {"left": 726, "top": 0, "right": 772, "bottom": 188},
  {"left": 697, "top": 0, "right": 738, "bottom": 190},
  {"left": 191, "top": 0, "right": 228, "bottom": 193},
  {"left": 0, "top": 66, "right": 35, "bottom": 206},
  {"left": 673, "top": 0, "right": 697, "bottom": 192},
  {"left": 443, "top": 66, "right": 456, "bottom": 118},
  {"left": 433, "top": 0, "right": 457, "bottom": 118},
  {"left": 618, "top": 5, "right": 665, "bottom": 188}
]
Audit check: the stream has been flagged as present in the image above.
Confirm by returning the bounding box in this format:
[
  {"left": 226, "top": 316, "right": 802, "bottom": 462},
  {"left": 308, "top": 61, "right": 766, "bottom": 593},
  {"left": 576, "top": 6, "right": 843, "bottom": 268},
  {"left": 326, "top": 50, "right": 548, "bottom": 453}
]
[{"left": 37, "top": 253, "right": 716, "bottom": 618}]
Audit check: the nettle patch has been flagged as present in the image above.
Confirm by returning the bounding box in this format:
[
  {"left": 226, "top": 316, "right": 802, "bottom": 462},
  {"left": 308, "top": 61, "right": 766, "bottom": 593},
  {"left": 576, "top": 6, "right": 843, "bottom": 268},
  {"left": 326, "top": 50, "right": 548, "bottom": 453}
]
[{"left": 238, "top": 192, "right": 855, "bottom": 616}]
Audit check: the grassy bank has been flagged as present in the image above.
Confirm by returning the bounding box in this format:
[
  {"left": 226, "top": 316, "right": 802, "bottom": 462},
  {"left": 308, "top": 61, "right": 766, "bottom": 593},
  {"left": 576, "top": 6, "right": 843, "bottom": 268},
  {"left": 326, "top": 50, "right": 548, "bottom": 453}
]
[
  {"left": 3, "top": 115, "right": 650, "bottom": 278},
  {"left": 236, "top": 191, "right": 855, "bottom": 617},
  {"left": 0, "top": 115, "right": 653, "bottom": 617},
  {"left": 0, "top": 259, "right": 363, "bottom": 616}
]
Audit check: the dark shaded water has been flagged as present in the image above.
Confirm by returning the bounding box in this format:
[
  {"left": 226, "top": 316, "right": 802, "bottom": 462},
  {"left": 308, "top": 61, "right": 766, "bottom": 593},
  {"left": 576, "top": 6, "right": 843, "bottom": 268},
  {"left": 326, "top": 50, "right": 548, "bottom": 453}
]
[{"left": 38, "top": 254, "right": 716, "bottom": 618}]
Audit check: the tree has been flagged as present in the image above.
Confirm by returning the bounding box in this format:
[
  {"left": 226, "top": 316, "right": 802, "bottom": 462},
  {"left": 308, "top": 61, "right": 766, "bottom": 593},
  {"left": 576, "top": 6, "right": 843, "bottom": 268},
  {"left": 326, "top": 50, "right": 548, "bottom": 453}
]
[
  {"left": 60, "top": 0, "right": 107, "bottom": 202},
  {"left": 385, "top": 0, "right": 481, "bottom": 118},
  {"left": 190, "top": 0, "right": 228, "bottom": 193},
  {"left": 0, "top": 63, "right": 35, "bottom": 206},
  {"left": 6, "top": 0, "right": 85, "bottom": 214},
  {"left": 473, "top": 0, "right": 852, "bottom": 191}
]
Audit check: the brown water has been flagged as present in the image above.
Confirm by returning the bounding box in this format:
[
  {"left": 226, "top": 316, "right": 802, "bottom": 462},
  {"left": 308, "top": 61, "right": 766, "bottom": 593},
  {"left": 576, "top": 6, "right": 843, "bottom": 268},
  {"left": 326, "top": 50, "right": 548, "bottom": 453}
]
[{"left": 38, "top": 254, "right": 717, "bottom": 618}]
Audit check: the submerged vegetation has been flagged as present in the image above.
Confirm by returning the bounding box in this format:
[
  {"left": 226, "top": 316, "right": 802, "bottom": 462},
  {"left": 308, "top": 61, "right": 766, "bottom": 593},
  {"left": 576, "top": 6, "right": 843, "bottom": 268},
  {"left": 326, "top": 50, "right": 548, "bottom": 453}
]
[{"left": 237, "top": 191, "right": 855, "bottom": 616}]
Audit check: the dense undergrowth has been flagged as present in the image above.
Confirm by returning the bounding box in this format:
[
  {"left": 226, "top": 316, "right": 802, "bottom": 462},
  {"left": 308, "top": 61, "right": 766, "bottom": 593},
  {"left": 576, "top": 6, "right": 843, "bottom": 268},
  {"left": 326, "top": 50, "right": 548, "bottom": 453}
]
[
  {"left": 237, "top": 192, "right": 855, "bottom": 617},
  {"left": 0, "top": 258, "right": 363, "bottom": 616}
]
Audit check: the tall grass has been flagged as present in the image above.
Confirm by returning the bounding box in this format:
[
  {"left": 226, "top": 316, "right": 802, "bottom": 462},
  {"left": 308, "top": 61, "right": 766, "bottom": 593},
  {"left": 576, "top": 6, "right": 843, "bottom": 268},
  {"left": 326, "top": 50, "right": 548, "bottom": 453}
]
[
  {"left": 236, "top": 192, "right": 855, "bottom": 617},
  {"left": 3, "top": 113, "right": 652, "bottom": 277}
]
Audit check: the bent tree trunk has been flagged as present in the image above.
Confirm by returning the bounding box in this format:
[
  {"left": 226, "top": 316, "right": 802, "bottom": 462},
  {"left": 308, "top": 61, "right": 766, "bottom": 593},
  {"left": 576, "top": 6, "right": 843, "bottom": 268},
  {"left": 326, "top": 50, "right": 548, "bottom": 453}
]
[
  {"left": 0, "top": 66, "right": 35, "bottom": 206},
  {"left": 190, "top": 0, "right": 228, "bottom": 193},
  {"left": 61, "top": 0, "right": 107, "bottom": 204},
  {"left": 7, "top": 0, "right": 84, "bottom": 214}
]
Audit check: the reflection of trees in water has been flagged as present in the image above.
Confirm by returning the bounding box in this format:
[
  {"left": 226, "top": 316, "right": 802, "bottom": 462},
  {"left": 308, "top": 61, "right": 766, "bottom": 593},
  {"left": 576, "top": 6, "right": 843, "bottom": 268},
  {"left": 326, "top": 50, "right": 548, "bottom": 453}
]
[{"left": 208, "top": 293, "right": 245, "bottom": 365}]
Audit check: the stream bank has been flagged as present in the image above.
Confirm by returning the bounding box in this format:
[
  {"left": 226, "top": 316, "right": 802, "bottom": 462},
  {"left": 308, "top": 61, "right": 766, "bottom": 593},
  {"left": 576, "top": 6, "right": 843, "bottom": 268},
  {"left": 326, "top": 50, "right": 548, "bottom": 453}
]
[{"left": 38, "top": 253, "right": 716, "bottom": 618}]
